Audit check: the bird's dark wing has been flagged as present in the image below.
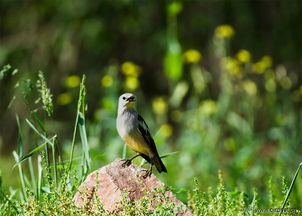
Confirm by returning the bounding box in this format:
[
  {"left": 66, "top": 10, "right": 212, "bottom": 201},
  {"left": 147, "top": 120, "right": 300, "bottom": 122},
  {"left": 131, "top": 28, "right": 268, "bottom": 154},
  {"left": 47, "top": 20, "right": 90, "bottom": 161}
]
[
  {"left": 137, "top": 114, "right": 158, "bottom": 154},
  {"left": 137, "top": 114, "right": 168, "bottom": 173}
]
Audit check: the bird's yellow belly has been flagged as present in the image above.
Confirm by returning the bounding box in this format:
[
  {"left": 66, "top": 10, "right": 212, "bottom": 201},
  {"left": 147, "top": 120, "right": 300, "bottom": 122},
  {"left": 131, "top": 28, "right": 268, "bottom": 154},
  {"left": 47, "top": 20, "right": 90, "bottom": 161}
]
[{"left": 123, "top": 135, "right": 149, "bottom": 156}]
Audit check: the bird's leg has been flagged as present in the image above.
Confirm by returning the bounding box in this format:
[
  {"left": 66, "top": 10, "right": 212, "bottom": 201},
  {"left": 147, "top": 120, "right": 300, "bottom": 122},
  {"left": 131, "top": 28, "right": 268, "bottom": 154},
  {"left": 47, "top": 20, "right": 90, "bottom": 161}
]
[
  {"left": 142, "top": 164, "right": 153, "bottom": 179},
  {"left": 121, "top": 154, "right": 140, "bottom": 167}
]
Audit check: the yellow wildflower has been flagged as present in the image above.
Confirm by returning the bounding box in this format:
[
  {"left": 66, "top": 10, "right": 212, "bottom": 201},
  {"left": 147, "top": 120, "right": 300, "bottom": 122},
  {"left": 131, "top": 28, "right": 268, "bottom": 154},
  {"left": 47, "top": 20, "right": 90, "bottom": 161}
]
[
  {"left": 279, "top": 76, "right": 292, "bottom": 89},
  {"left": 236, "top": 49, "right": 251, "bottom": 63},
  {"left": 125, "top": 76, "right": 139, "bottom": 90},
  {"left": 265, "top": 78, "right": 276, "bottom": 92},
  {"left": 243, "top": 80, "right": 257, "bottom": 95},
  {"left": 160, "top": 124, "right": 173, "bottom": 138},
  {"left": 215, "top": 25, "right": 235, "bottom": 39},
  {"left": 253, "top": 56, "right": 272, "bottom": 74},
  {"left": 253, "top": 62, "right": 264, "bottom": 73},
  {"left": 65, "top": 75, "right": 81, "bottom": 88},
  {"left": 152, "top": 97, "right": 167, "bottom": 115},
  {"left": 101, "top": 75, "right": 113, "bottom": 87},
  {"left": 299, "top": 85, "right": 302, "bottom": 94},
  {"left": 199, "top": 100, "right": 217, "bottom": 116},
  {"left": 167, "top": 2, "right": 182, "bottom": 16},
  {"left": 57, "top": 92, "right": 72, "bottom": 105},
  {"left": 261, "top": 56, "right": 272, "bottom": 68},
  {"left": 183, "top": 49, "right": 202, "bottom": 63},
  {"left": 264, "top": 70, "right": 275, "bottom": 80},
  {"left": 121, "top": 61, "right": 141, "bottom": 77},
  {"left": 221, "top": 57, "right": 242, "bottom": 78}
]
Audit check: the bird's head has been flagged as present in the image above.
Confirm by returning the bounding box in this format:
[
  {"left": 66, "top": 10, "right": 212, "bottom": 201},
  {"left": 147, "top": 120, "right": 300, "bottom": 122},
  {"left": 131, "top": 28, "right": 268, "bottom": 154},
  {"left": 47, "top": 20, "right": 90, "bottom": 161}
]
[{"left": 118, "top": 93, "right": 136, "bottom": 110}]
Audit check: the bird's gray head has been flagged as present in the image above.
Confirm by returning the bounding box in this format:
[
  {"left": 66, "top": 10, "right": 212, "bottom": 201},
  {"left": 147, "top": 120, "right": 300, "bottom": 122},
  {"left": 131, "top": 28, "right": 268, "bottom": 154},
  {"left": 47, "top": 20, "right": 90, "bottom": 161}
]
[{"left": 118, "top": 93, "right": 136, "bottom": 113}]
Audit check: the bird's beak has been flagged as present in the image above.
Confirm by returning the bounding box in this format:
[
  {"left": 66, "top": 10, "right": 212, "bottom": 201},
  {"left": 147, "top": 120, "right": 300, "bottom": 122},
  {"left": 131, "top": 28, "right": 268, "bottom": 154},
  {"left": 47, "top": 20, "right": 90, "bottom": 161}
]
[
  {"left": 126, "top": 96, "right": 135, "bottom": 108},
  {"left": 127, "top": 96, "right": 136, "bottom": 102}
]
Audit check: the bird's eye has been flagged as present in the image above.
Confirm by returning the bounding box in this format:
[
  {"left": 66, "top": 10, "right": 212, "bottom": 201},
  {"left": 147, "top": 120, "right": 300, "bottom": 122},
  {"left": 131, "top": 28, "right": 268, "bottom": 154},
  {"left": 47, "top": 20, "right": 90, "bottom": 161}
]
[{"left": 122, "top": 97, "right": 126, "bottom": 100}]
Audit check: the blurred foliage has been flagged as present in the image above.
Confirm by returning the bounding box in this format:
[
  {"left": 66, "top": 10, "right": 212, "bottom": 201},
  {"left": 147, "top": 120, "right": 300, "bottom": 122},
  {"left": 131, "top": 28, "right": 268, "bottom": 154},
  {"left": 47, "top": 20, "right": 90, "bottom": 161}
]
[{"left": 0, "top": 0, "right": 302, "bottom": 211}]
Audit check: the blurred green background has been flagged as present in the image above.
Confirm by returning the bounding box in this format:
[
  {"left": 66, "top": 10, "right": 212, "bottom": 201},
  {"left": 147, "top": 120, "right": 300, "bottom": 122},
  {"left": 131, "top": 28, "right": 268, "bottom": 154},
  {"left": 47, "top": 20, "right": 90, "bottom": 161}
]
[{"left": 1, "top": 0, "right": 302, "bottom": 207}]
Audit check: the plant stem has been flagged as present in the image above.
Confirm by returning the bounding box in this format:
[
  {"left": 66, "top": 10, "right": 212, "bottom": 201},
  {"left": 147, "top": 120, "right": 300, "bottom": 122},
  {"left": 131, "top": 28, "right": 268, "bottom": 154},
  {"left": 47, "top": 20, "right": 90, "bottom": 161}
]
[{"left": 279, "top": 162, "right": 302, "bottom": 216}]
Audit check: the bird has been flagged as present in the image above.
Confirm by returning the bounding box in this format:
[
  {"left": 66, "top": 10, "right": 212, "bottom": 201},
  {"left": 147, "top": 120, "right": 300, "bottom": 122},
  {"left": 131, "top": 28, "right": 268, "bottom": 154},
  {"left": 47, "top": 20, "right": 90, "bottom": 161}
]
[{"left": 116, "top": 93, "right": 167, "bottom": 177}]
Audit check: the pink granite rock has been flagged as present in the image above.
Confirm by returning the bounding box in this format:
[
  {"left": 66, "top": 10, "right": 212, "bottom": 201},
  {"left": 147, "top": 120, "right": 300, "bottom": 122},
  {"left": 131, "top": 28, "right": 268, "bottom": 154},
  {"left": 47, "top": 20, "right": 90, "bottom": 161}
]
[{"left": 73, "top": 158, "right": 192, "bottom": 215}]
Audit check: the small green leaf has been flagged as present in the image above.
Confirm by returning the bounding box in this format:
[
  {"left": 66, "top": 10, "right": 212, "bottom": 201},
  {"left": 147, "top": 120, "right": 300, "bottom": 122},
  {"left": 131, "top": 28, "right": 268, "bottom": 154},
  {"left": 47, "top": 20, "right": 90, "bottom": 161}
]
[{"left": 14, "top": 140, "right": 51, "bottom": 167}]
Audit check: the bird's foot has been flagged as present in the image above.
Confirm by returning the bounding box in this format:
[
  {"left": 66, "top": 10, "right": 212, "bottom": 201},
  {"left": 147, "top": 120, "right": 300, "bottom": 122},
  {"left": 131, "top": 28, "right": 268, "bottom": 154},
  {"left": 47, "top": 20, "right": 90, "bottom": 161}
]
[
  {"left": 141, "top": 169, "right": 152, "bottom": 179},
  {"left": 121, "top": 154, "right": 140, "bottom": 168},
  {"left": 121, "top": 159, "right": 132, "bottom": 168}
]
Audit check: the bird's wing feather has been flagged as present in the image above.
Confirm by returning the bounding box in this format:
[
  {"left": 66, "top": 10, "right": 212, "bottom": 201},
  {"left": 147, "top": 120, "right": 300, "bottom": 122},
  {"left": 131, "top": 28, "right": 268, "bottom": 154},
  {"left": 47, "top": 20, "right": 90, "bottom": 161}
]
[
  {"left": 137, "top": 114, "right": 167, "bottom": 173},
  {"left": 137, "top": 114, "right": 158, "bottom": 154}
]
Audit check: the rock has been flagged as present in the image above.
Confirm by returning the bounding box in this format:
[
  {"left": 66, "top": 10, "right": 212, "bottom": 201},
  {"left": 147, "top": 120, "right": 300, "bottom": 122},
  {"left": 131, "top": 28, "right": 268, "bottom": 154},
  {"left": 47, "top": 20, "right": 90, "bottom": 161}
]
[{"left": 73, "top": 158, "right": 192, "bottom": 215}]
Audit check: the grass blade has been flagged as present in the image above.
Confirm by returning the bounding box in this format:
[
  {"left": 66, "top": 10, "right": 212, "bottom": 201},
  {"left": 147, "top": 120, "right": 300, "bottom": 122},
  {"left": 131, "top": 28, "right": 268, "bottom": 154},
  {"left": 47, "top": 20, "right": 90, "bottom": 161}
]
[
  {"left": 25, "top": 119, "right": 54, "bottom": 147},
  {"left": 140, "top": 152, "right": 178, "bottom": 166},
  {"left": 78, "top": 112, "right": 90, "bottom": 176},
  {"left": 51, "top": 137, "right": 57, "bottom": 187},
  {"left": 28, "top": 157, "right": 36, "bottom": 193},
  {"left": 160, "top": 151, "right": 178, "bottom": 159},
  {"left": 13, "top": 151, "right": 27, "bottom": 201},
  {"left": 30, "top": 111, "right": 51, "bottom": 169},
  {"left": 122, "top": 144, "right": 127, "bottom": 159},
  {"left": 37, "top": 155, "right": 42, "bottom": 199},
  {"left": 279, "top": 162, "right": 302, "bottom": 216},
  {"left": 69, "top": 75, "right": 87, "bottom": 171},
  {"left": 68, "top": 112, "right": 79, "bottom": 171},
  {"left": 16, "top": 115, "right": 23, "bottom": 156},
  {"left": 8, "top": 96, "right": 16, "bottom": 108},
  {"left": 14, "top": 139, "right": 55, "bottom": 166},
  {"left": 31, "top": 111, "right": 46, "bottom": 133}
]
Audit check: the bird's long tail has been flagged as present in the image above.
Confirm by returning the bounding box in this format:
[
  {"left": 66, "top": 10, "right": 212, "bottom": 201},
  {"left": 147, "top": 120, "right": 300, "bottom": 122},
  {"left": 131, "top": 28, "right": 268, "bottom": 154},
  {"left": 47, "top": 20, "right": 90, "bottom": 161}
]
[{"left": 153, "top": 155, "right": 167, "bottom": 173}]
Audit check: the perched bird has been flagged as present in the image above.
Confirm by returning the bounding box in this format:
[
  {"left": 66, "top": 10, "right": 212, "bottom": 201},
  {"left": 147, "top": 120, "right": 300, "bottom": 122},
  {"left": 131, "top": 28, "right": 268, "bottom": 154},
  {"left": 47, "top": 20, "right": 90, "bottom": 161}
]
[{"left": 116, "top": 93, "right": 167, "bottom": 177}]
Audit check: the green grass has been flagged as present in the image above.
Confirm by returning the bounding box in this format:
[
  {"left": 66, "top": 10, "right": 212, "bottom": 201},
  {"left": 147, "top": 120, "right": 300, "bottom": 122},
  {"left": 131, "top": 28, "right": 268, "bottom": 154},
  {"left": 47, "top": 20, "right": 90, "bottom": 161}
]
[{"left": 0, "top": 69, "right": 301, "bottom": 215}]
